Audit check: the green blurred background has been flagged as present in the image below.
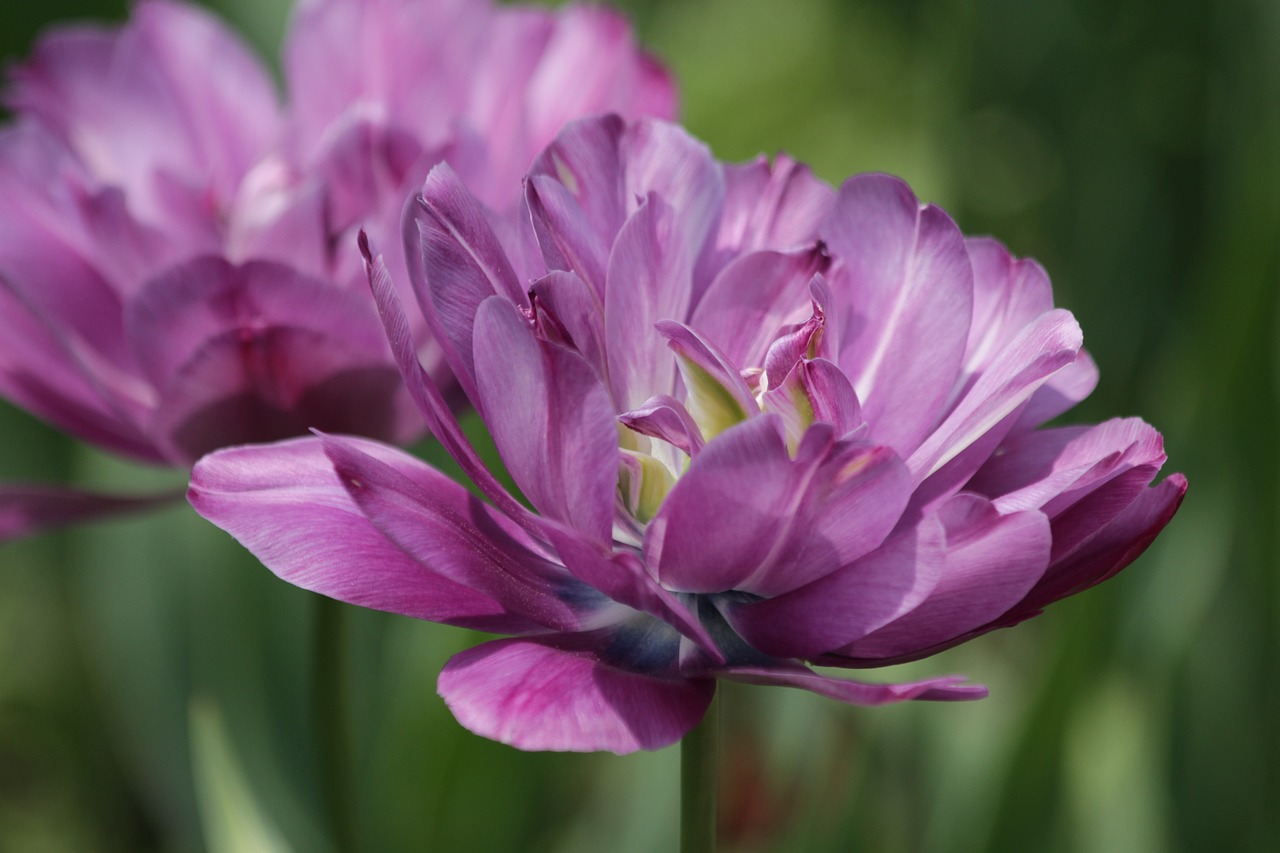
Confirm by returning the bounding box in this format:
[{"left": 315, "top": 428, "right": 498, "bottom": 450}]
[{"left": 1, "top": 0, "right": 1275, "bottom": 850}]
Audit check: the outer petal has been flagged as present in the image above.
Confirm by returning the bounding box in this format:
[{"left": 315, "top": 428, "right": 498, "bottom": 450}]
[
  {"left": 362, "top": 238, "right": 541, "bottom": 536},
  {"left": 406, "top": 163, "right": 524, "bottom": 400},
  {"left": 318, "top": 434, "right": 600, "bottom": 631},
  {"left": 821, "top": 174, "right": 974, "bottom": 457},
  {"left": 473, "top": 297, "right": 618, "bottom": 542},
  {"left": 1018, "top": 473, "right": 1187, "bottom": 612},
  {"left": 188, "top": 436, "right": 544, "bottom": 634},
  {"left": 724, "top": 518, "right": 945, "bottom": 659},
  {"left": 842, "top": 496, "right": 1051, "bottom": 660},
  {"left": 0, "top": 277, "right": 158, "bottom": 461},
  {"left": 438, "top": 634, "right": 715, "bottom": 753},
  {"left": 907, "top": 308, "right": 1083, "bottom": 481},
  {"left": 523, "top": 6, "right": 677, "bottom": 145}
]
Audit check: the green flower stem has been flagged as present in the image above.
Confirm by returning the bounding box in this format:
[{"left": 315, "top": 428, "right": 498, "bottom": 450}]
[
  {"left": 313, "top": 594, "right": 355, "bottom": 853},
  {"left": 681, "top": 690, "right": 720, "bottom": 853}
]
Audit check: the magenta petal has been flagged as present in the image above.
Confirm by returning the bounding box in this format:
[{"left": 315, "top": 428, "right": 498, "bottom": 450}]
[
  {"left": 527, "top": 114, "right": 627, "bottom": 269},
  {"left": 843, "top": 496, "right": 1051, "bottom": 659},
  {"left": 644, "top": 415, "right": 797, "bottom": 593},
  {"left": 407, "top": 163, "right": 524, "bottom": 398},
  {"left": 438, "top": 635, "right": 715, "bottom": 753},
  {"left": 523, "top": 6, "right": 678, "bottom": 145},
  {"left": 908, "top": 308, "right": 1083, "bottom": 481},
  {"left": 0, "top": 278, "right": 157, "bottom": 461},
  {"left": 605, "top": 195, "right": 692, "bottom": 410},
  {"left": 713, "top": 664, "right": 986, "bottom": 705},
  {"left": 1015, "top": 349, "right": 1100, "bottom": 431},
  {"left": 725, "top": 519, "right": 946, "bottom": 659},
  {"left": 716, "top": 153, "right": 835, "bottom": 257},
  {"left": 527, "top": 269, "right": 606, "bottom": 372},
  {"left": 188, "top": 436, "right": 543, "bottom": 634},
  {"left": 617, "top": 394, "right": 705, "bottom": 457},
  {"left": 822, "top": 174, "right": 973, "bottom": 457},
  {"left": 1020, "top": 473, "right": 1187, "bottom": 611},
  {"left": 527, "top": 174, "right": 610, "bottom": 297},
  {"left": 1, "top": 483, "right": 179, "bottom": 542},
  {"left": 690, "top": 247, "right": 828, "bottom": 369},
  {"left": 473, "top": 296, "right": 618, "bottom": 542},
  {"left": 362, "top": 239, "right": 542, "bottom": 536},
  {"left": 318, "top": 434, "right": 596, "bottom": 632}
]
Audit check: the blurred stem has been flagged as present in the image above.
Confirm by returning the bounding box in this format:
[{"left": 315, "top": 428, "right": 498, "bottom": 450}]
[
  {"left": 681, "top": 690, "right": 720, "bottom": 853},
  {"left": 313, "top": 595, "right": 355, "bottom": 853}
]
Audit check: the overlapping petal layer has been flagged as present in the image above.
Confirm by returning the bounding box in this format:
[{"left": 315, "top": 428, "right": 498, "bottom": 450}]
[
  {"left": 194, "top": 114, "right": 1185, "bottom": 753},
  {"left": 1, "top": 0, "right": 674, "bottom": 539}
]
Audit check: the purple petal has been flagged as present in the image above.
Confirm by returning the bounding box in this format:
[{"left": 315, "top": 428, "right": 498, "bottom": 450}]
[
  {"left": 619, "top": 119, "right": 725, "bottom": 282},
  {"left": 318, "top": 434, "right": 598, "bottom": 631},
  {"left": 712, "top": 664, "right": 986, "bottom": 704},
  {"left": 362, "top": 237, "right": 542, "bottom": 536},
  {"left": 473, "top": 296, "right": 618, "bottom": 542},
  {"left": 0, "top": 483, "right": 179, "bottom": 542},
  {"left": 11, "top": 1, "right": 278, "bottom": 216},
  {"left": 962, "top": 237, "right": 1054, "bottom": 376},
  {"left": 127, "top": 257, "right": 414, "bottom": 462},
  {"left": 527, "top": 173, "right": 610, "bottom": 298},
  {"left": 761, "top": 358, "right": 863, "bottom": 444},
  {"left": 527, "top": 114, "right": 627, "bottom": 278},
  {"left": 724, "top": 518, "right": 946, "bottom": 659},
  {"left": 126, "top": 257, "right": 389, "bottom": 391},
  {"left": 821, "top": 174, "right": 974, "bottom": 457},
  {"left": 973, "top": 418, "right": 1166, "bottom": 513},
  {"left": 907, "top": 308, "right": 1083, "bottom": 481},
  {"left": 843, "top": 496, "right": 1051, "bottom": 659},
  {"left": 690, "top": 246, "right": 828, "bottom": 369},
  {"left": 605, "top": 195, "right": 692, "bottom": 409},
  {"left": 1020, "top": 473, "right": 1187, "bottom": 612},
  {"left": 1014, "top": 349, "right": 1099, "bottom": 431},
  {"left": 527, "top": 269, "right": 606, "bottom": 373},
  {"left": 0, "top": 277, "right": 158, "bottom": 461},
  {"left": 406, "top": 163, "right": 524, "bottom": 399},
  {"left": 438, "top": 635, "right": 715, "bottom": 753},
  {"left": 715, "top": 153, "right": 835, "bottom": 256},
  {"left": 617, "top": 394, "right": 705, "bottom": 457},
  {"left": 523, "top": 6, "right": 678, "bottom": 145},
  {"left": 644, "top": 415, "right": 797, "bottom": 593},
  {"left": 655, "top": 320, "right": 758, "bottom": 440},
  {"left": 188, "top": 436, "right": 544, "bottom": 634}
]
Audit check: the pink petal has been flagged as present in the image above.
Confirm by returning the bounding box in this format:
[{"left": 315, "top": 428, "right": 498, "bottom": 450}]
[
  {"left": 473, "top": 296, "right": 619, "bottom": 542},
  {"left": 689, "top": 246, "right": 828, "bottom": 370},
  {"left": 605, "top": 195, "right": 692, "bottom": 409},
  {"left": 188, "top": 436, "right": 543, "bottom": 634},
  {"left": 843, "top": 496, "right": 1051, "bottom": 659},
  {"left": 724, "top": 518, "right": 946, "bottom": 659},
  {"left": 821, "top": 174, "right": 973, "bottom": 457},
  {"left": 438, "top": 635, "right": 715, "bottom": 753},
  {"left": 407, "top": 163, "right": 524, "bottom": 400}
]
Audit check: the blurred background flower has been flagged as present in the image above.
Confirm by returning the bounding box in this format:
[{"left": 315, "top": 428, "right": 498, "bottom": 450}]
[
  {"left": 1, "top": 0, "right": 1274, "bottom": 851},
  {"left": 0, "top": 0, "right": 672, "bottom": 539}
]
